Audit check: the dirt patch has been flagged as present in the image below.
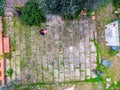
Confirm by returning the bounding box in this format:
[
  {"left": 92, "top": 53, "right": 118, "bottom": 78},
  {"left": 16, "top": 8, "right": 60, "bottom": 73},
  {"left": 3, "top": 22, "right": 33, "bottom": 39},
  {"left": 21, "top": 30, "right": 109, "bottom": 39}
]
[
  {"left": 108, "top": 56, "right": 120, "bottom": 81},
  {"left": 96, "top": 3, "right": 115, "bottom": 43}
]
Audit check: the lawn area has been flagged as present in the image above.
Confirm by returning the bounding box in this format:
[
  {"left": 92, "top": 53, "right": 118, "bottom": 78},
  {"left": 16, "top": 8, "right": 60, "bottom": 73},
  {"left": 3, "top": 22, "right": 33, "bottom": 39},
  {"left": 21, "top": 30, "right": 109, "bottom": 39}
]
[
  {"left": 96, "top": 3, "right": 120, "bottom": 89},
  {"left": 13, "top": 82, "right": 100, "bottom": 90}
]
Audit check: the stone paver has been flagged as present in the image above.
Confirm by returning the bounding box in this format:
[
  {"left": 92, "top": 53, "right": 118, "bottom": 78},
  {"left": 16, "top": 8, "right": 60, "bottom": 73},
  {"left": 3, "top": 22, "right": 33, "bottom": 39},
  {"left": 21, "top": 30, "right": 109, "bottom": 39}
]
[
  {"left": 75, "top": 69, "right": 80, "bottom": 80},
  {"left": 4, "top": 15, "right": 97, "bottom": 85},
  {"left": 81, "top": 72, "right": 86, "bottom": 80}
]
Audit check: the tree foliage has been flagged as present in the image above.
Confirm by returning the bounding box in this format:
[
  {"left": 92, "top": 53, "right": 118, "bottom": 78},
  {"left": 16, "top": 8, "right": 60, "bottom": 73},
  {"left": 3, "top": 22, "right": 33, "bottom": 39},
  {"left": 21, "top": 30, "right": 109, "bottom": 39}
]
[
  {"left": 45, "top": 0, "right": 112, "bottom": 19},
  {"left": 20, "top": 0, "right": 46, "bottom": 26},
  {"left": 45, "top": 0, "right": 97, "bottom": 19},
  {"left": 0, "top": 0, "right": 6, "bottom": 16},
  {"left": 113, "top": 0, "right": 120, "bottom": 8},
  {"left": 45, "top": 0, "right": 83, "bottom": 19}
]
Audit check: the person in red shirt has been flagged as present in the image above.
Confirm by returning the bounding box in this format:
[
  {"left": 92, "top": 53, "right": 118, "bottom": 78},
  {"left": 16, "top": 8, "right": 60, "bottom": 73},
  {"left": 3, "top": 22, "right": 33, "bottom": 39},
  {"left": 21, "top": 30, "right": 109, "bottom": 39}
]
[{"left": 39, "top": 29, "right": 47, "bottom": 36}]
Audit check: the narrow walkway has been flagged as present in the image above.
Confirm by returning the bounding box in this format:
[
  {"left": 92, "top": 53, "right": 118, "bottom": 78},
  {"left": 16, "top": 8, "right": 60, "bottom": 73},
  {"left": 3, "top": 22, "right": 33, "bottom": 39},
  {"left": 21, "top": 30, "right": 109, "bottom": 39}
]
[{"left": 0, "top": 17, "right": 5, "bottom": 87}]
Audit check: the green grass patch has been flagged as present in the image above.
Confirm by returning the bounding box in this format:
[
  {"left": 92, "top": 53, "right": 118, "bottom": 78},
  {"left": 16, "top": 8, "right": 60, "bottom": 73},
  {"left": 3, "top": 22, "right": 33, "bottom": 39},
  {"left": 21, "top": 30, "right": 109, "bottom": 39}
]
[
  {"left": 84, "top": 74, "right": 103, "bottom": 83},
  {"left": 109, "top": 82, "right": 120, "bottom": 90},
  {"left": 3, "top": 18, "right": 7, "bottom": 34},
  {"left": 7, "top": 68, "right": 14, "bottom": 79},
  {"left": 84, "top": 78, "right": 98, "bottom": 83},
  {"left": 20, "top": 59, "right": 23, "bottom": 71},
  {"left": 115, "top": 82, "right": 120, "bottom": 88},
  {"left": 10, "top": 32, "right": 17, "bottom": 52},
  {"left": 108, "top": 50, "right": 118, "bottom": 56},
  {"left": 15, "top": 80, "right": 82, "bottom": 89},
  {"left": 64, "top": 21, "right": 71, "bottom": 30},
  {"left": 61, "top": 61, "right": 64, "bottom": 66},
  {"left": 93, "top": 40, "right": 101, "bottom": 70}
]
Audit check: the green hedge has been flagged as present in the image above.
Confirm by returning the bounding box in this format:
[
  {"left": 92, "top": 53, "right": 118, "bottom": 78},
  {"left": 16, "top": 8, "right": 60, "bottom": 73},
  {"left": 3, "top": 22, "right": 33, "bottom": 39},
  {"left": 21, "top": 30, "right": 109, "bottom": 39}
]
[{"left": 20, "top": 0, "right": 46, "bottom": 26}]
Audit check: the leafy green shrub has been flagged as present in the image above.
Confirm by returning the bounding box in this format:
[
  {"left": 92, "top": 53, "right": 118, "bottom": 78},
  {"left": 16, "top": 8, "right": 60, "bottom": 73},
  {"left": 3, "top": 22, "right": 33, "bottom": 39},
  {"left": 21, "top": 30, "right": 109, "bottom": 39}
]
[
  {"left": 20, "top": 0, "right": 46, "bottom": 26},
  {"left": 113, "top": 0, "right": 120, "bottom": 8},
  {"left": 0, "top": 0, "right": 6, "bottom": 16},
  {"left": 7, "top": 68, "right": 13, "bottom": 79}
]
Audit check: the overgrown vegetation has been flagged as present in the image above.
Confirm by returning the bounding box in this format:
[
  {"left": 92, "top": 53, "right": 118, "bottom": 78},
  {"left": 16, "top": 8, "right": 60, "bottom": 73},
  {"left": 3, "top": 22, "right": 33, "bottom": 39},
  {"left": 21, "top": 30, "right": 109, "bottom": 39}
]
[
  {"left": 45, "top": 0, "right": 81, "bottom": 19},
  {"left": 20, "top": 0, "right": 46, "bottom": 26},
  {"left": 19, "top": 0, "right": 113, "bottom": 22},
  {"left": 45, "top": 0, "right": 111, "bottom": 20},
  {"left": 14, "top": 80, "right": 92, "bottom": 89},
  {"left": 20, "top": 59, "right": 23, "bottom": 71},
  {"left": 84, "top": 76, "right": 102, "bottom": 83},
  {"left": 113, "top": 0, "right": 120, "bottom": 8},
  {"left": 114, "top": 82, "right": 120, "bottom": 88},
  {"left": 95, "top": 1, "right": 120, "bottom": 89},
  {"left": 0, "top": 0, "right": 6, "bottom": 16},
  {"left": 108, "top": 50, "right": 118, "bottom": 56}
]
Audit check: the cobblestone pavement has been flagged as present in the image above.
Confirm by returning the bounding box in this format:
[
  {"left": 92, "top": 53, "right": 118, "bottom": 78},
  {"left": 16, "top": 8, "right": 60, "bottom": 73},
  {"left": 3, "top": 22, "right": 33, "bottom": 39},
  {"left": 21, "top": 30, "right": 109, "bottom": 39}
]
[{"left": 4, "top": 16, "right": 97, "bottom": 85}]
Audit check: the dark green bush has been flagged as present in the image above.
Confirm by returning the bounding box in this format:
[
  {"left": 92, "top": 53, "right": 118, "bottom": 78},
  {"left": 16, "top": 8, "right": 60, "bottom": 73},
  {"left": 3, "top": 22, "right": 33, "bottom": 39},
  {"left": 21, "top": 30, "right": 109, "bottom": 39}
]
[
  {"left": 20, "top": 0, "right": 46, "bottom": 26},
  {"left": 45, "top": 0, "right": 110, "bottom": 20},
  {"left": 113, "top": 0, "right": 120, "bottom": 8},
  {"left": 45, "top": 0, "right": 83, "bottom": 19},
  {"left": 0, "top": 0, "right": 6, "bottom": 16}
]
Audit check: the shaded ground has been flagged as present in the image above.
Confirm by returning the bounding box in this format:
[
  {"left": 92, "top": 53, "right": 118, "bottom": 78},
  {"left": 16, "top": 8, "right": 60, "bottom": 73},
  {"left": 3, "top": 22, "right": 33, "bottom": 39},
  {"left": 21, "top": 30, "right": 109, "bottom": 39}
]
[
  {"left": 4, "top": 15, "right": 97, "bottom": 88},
  {"left": 13, "top": 82, "right": 100, "bottom": 90}
]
